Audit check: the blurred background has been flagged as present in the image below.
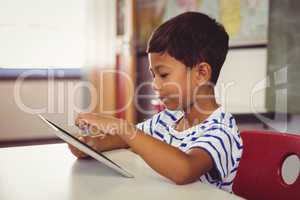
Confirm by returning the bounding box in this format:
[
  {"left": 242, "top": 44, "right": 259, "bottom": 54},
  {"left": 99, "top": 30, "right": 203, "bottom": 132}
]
[{"left": 0, "top": 0, "right": 299, "bottom": 146}]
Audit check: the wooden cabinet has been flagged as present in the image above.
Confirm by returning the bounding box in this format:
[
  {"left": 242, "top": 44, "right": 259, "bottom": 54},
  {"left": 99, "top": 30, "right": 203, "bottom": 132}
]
[{"left": 115, "top": 0, "right": 137, "bottom": 123}]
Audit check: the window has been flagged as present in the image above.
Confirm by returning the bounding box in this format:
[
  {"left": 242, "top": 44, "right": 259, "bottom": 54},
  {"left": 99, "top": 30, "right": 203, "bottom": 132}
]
[{"left": 0, "top": 0, "right": 90, "bottom": 78}]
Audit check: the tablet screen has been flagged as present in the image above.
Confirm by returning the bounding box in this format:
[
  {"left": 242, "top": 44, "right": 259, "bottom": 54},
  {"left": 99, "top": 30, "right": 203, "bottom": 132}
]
[{"left": 40, "top": 116, "right": 125, "bottom": 170}]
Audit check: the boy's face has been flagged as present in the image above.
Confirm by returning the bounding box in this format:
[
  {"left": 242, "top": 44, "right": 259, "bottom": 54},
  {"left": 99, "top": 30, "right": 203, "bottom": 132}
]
[{"left": 148, "top": 52, "right": 209, "bottom": 111}]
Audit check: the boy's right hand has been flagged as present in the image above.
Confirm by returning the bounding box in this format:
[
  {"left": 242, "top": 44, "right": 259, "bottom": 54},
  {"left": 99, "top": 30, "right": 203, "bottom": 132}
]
[{"left": 68, "top": 135, "right": 98, "bottom": 159}]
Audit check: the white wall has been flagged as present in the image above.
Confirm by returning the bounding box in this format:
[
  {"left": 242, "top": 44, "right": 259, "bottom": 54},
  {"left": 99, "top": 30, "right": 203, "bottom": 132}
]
[
  {"left": 216, "top": 48, "right": 267, "bottom": 114},
  {"left": 0, "top": 0, "right": 88, "bottom": 67},
  {"left": 0, "top": 0, "right": 89, "bottom": 142},
  {"left": 0, "top": 80, "right": 84, "bottom": 141},
  {"left": 84, "top": 0, "right": 116, "bottom": 68},
  {"left": 0, "top": 0, "right": 117, "bottom": 142}
]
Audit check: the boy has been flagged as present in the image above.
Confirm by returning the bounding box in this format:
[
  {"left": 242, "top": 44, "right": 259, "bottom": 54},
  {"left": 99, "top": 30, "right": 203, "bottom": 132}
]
[{"left": 69, "top": 12, "right": 243, "bottom": 193}]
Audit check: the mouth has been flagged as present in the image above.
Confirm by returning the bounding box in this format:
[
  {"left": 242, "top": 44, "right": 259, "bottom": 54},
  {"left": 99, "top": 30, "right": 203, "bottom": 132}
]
[{"left": 159, "top": 96, "right": 168, "bottom": 102}]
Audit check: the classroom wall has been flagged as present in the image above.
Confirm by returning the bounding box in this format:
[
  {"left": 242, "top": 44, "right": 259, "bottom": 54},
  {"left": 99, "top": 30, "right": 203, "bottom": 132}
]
[
  {"left": 216, "top": 48, "right": 267, "bottom": 114},
  {"left": 0, "top": 0, "right": 88, "bottom": 68},
  {"left": 0, "top": 80, "right": 84, "bottom": 141},
  {"left": 0, "top": 0, "right": 116, "bottom": 142}
]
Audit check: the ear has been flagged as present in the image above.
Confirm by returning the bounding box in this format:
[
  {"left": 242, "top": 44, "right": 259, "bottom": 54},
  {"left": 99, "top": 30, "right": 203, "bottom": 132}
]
[{"left": 193, "top": 62, "right": 212, "bottom": 84}]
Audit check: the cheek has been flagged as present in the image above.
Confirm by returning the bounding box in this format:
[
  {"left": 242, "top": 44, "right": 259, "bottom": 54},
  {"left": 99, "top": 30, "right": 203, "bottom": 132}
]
[
  {"left": 164, "top": 81, "right": 186, "bottom": 96},
  {"left": 166, "top": 74, "right": 188, "bottom": 94},
  {"left": 163, "top": 81, "right": 190, "bottom": 104},
  {"left": 161, "top": 84, "right": 191, "bottom": 110}
]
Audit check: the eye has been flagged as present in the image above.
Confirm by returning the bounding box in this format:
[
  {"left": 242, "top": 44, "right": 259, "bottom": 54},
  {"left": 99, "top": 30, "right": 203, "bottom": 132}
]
[{"left": 160, "top": 73, "right": 169, "bottom": 78}]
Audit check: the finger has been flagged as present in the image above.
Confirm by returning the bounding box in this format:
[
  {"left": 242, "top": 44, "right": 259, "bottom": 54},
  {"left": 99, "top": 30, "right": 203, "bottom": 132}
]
[
  {"left": 75, "top": 120, "right": 102, "bottom": 137},
  {"left": 75, "top": 117, "right": 88, "bottom": 128},
  {"left": 82, "top": 135, "right": 97, "bottom": 147},
  {"left": 68, "top": 144, "right": 87, "bottom": 158},
  {"left": 75, "top": 113, "right": 98, "bottom": 128},
  {"left": 68, "top": 143, "right": 81, "bottom": 154},
  {"left": 70, "top": 136, "right": 88, "bottom": 153},
  {"left": 73, "top": 148, "right": 87, "bottom": 158},
  {"left": 75, "top": 113, "right": 90, "bottom": 126},
  {"left": 78, "top": 136, "right": 86, "bottom": 142},
  {"left": 76, "top": 112, "right": 98, "bottom": 121}
]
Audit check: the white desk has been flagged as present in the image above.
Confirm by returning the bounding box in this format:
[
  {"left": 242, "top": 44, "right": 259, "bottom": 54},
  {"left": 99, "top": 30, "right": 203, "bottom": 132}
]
[{"left": 0, "top": 144, "right": 244, "bottom": 200}]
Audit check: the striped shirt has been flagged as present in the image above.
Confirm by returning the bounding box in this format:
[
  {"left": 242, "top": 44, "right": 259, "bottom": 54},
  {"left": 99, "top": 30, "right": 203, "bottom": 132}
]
[{"left": 136, "top": 106, "right": 243, "bottom": 192}]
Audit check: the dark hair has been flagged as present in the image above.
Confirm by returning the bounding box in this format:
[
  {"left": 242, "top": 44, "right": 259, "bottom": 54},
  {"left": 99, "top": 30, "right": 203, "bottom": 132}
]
[{"left": 147, "top": 12, "right": 229, "bottom": 84}]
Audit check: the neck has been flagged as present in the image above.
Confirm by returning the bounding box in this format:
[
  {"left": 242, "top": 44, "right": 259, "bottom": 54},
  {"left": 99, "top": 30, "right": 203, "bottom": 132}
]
[{"left": 182, "top": 88, "right": 219, "bottom": 128}]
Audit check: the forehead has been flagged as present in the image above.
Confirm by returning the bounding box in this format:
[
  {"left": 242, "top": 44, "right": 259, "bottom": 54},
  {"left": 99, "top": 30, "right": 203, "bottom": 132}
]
[
  {"left": 148, "top": 53, "right": 183, "bottom": 71},
  {"left": 148, "top": 52, "right": 171, "bottom": 63}
]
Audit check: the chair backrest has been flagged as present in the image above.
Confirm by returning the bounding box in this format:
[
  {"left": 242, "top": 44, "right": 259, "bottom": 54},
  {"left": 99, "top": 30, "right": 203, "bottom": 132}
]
[{"left": 232, "top": 130, "right": 300, "bottom": 200}]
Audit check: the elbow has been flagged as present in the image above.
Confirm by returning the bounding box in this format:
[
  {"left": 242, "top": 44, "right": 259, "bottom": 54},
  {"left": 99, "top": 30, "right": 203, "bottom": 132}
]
[
  {"left": 172, "top": 174, "right": 194, "bottom": 185},
  {"left": 170, "top": 165, "right": 204, "bottom": 185},
  {"left": 174, "top": 179, "right": 190, "bottom": 185},
  {"left": 165, "top": 155, "right": 208, "bottom": 185},
  {"left": 170, "top": 169, "right": 195, "bottom": 185}
]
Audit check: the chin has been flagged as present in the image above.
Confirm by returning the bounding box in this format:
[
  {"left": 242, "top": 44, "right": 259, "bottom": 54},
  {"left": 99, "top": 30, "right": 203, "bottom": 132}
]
[{"left": 162, "top": 101, "right": 181, "bottom": 111}]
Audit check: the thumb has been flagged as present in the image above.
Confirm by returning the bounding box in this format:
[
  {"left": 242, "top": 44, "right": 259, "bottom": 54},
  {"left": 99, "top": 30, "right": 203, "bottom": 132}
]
[{"left": 80, "top": 135, "right": 95, "bottom": 147}]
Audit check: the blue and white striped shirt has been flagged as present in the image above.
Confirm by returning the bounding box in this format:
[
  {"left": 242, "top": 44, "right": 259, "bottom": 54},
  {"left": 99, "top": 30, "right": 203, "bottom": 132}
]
[{"left": 136, "top": 106, "right": 243, "bottom": 192}]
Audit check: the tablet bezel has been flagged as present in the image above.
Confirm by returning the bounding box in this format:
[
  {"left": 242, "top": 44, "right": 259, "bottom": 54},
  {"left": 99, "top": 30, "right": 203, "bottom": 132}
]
[{"left": 38, "top": 114, "right": 134, "bottom": 178}]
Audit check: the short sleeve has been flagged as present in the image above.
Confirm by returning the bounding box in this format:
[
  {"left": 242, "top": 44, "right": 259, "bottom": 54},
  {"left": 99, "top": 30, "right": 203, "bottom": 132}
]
[
  {"left": 135, "top": 112, "right": 162, "bottom": 136},
  {"left": 187, "top": 126, "right": 236, "bottom": 181}
]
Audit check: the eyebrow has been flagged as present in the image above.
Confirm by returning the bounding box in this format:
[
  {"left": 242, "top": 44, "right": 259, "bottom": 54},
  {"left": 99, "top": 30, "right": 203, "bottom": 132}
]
[{"left": 149, "top": 65, "right": 168, "bottom": 72}]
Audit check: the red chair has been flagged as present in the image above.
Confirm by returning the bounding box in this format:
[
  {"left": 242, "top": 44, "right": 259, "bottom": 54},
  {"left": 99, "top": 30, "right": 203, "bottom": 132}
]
[{"left": 233, "top": 130, "right": 300, "bottom": 200}]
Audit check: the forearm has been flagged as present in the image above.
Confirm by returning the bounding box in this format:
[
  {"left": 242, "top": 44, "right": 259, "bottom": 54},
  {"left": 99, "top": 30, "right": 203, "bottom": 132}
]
[
  {"left": 118, "top": 126, "right": 196, "bottom": 184},
  {"left": 97, "top": 135, "right": 129, "bottom": 152}
]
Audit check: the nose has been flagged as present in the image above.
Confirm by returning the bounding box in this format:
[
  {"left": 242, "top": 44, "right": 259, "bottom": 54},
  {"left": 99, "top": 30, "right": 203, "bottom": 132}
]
[{"left": 152, "top": 77, "right": 162, "bottom": 92}]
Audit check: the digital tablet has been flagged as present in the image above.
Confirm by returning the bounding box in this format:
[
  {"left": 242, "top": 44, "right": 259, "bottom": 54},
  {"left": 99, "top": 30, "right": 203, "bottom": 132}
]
[{"left": 38, "top": 114, "right": 134, "bottom": 178}]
